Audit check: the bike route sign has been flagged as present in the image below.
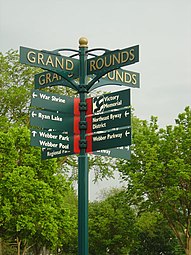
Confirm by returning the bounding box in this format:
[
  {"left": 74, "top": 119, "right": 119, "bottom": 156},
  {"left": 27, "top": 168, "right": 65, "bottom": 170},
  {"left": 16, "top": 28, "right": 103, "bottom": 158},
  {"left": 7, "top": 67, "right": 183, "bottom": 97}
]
[{"left": 86, "top": 89, "right": 130, "bottom": 115}]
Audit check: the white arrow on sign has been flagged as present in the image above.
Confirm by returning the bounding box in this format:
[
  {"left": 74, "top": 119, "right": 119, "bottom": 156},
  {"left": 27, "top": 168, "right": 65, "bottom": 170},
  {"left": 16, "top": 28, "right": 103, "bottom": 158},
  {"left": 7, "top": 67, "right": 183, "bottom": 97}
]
[
  {"left": 125, "top": 130, "right": 130, "bottom": 137},
  {"left": 31, "top": 130, "right": 37, "bottom": 137},
  {"left": 125, "top": 110, "right": 130, "bottom": 117},
  {"left": 31, "top": 111, "right": 37, "bottom": 118},
  {"left": 32, "top": 92, "right": 38, "bottom": 98}
]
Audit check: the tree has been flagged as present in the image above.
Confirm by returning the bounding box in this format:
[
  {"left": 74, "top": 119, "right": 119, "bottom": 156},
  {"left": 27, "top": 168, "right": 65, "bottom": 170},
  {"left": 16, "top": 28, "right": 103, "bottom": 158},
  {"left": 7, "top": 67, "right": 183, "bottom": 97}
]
[
  {"left": 129, "top": 211, "right": 183, "bottom": 255},
  {"left": 89, "top": 188, "right": 137, "bottom": 255},
  {"left": 118, "top": 107, "right": 191, "bottom": 255},
  {"left": 0, "top": 49, "right": 117, "bottom": 182},
  {"left": 0, "top": 126, "right": 78, "bottom": 255},
  {"left": 0, "top": 49, "right": 118, "bottom": 254}
]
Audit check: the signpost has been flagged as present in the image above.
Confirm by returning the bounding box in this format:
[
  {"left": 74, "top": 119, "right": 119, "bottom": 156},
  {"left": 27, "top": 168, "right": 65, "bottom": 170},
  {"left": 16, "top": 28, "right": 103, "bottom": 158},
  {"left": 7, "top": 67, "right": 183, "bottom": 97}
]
[{"left": 20, "top": 38, "right": 140, "bottom": 255}]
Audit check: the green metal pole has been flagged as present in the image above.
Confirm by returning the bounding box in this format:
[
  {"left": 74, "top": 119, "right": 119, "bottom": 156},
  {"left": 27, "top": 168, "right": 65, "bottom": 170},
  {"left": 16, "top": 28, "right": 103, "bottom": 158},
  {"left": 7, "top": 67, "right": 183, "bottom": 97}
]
[{"left": 78, "top": 37, "right": 88, "bottom": 255}]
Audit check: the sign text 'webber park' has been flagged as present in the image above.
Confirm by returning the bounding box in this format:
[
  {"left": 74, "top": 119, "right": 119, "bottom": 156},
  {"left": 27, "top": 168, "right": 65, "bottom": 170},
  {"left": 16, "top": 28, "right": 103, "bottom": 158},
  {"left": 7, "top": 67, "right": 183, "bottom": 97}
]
[
  {"left": 20, "top": 46, "right": 79, "bottom": 78},
  {"left": 30, "top": 129, "right": 74, "bottom": 150}
]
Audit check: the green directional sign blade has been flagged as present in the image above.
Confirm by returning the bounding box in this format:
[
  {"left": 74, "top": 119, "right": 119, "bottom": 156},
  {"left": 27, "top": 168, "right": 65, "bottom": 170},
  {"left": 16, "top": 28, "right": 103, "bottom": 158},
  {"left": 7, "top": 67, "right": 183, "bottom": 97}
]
[
  {"left": 87, "top": 127, "right": 131, "bottom": 152},
  {"left": 31, "top": 89, "right": 75, "bottom": 114},
  {"left": 30, "top": 109, "right": 76, "bottom": 132},
  {"left": 34, "top": 71, "right": 79, "bottom": 90},
  {"left": 20, "top": 46, "right": 79, "bottom": 80},
  {"left": 92, "top": 146, "right": 131, "bottom": 160},
  {"left": 87, "top": 107, "right": 131, "bottom": 133},
  {"left": 30, "top": 129, "right": 73, "bottom": 150},
  {"left": 41, "top": 147, "right": 75, "bottom": 159},
  {"left": 87, "top": 45, "right": 139, "bottom": 77},
  {"left": 87, "top": 89, "right": 130, "bottom": 114},
  {"left": 89, "top": 69, "right": 140, "bottom": 91}
]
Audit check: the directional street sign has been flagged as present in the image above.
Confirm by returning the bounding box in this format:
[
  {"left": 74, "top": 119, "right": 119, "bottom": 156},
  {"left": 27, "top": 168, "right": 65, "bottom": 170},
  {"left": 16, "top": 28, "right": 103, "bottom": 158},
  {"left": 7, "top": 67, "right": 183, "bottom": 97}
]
[
  {"left": 86, "top": 107, "right": 131, "bottom": 133},
  {"left": 87, "top": 45, "right": 139, "bottom": 77},
  {"left": 20, "top": 46, "right": 79, "bottom": 80},
  {"left": 30, "top": 109, "right": 80, "bottom": 133},
  {"left": 90, "top": 69, "right": 140, "bottom": 91},
  {"left": 31, "top": 89, "right": 80, "bottom": 114},
  {"left": 93, "top": 146, "right": 131, "bottom": 160},
  {"left": 34, "top": 71, "right": 79, "bottom": 89},
  {"left": 86, "top": 127, "right": 131, "bottom": 152},
  {"left": 42, "top": 147, "right": 76, "bottom": 159},
  {"left": 42, "top": 146, "right": 131, "bottom": 160},
  {"left": 34, "top": 69, "right": 140, "bottom": 90},
  {"left": 86, "top": 89, "right": 130, "bottom": 115},
  {"left": 30, "top": 129, "right": 74, "bottom": 150},
  {"left": 20, "top": 39, "right": 140, "bottom": 255}
]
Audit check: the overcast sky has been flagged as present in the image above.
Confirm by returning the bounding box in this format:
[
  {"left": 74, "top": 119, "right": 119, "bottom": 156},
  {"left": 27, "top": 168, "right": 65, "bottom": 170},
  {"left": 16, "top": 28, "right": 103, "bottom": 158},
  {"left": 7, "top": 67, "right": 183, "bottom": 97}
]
[{"left": 1, "top": 0, "right": 191, "bottom": 200}]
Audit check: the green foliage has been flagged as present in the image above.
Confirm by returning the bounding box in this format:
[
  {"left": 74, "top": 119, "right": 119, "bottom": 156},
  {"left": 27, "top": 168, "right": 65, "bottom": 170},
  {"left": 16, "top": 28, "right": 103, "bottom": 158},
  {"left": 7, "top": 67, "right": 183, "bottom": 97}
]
[
  {"left": 0, "top": 50, "right": 36, "bottom": 127},
  {"left": 0, "top": 49, "right": 117, "bottom": 254},
  {"left": 130, "top": 211, "right": 183, "bottom": 255},
  {"left": 118, "top": 106, "right": 191, "bottom": 254},
  {"left": 89, "top": 188, "right": 137, "bottom": 255},
  {"left": 0, "top": 126, "right": 78, "bottom": 253}
]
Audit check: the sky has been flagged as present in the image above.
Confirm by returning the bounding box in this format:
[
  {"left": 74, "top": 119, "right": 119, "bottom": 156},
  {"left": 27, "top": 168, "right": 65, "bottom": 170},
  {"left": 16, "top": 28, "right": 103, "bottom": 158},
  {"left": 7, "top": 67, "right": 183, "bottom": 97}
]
[{"left": 1, "top": 0, "right": 191, "bottom": 200}]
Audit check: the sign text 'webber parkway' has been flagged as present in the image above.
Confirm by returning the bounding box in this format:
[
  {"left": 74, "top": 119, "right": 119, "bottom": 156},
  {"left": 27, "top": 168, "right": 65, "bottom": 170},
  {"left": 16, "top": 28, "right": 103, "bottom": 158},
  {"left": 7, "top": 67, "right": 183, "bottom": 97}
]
[{"left": 86, "top": 126, "right": 131, "bottom": 152}]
